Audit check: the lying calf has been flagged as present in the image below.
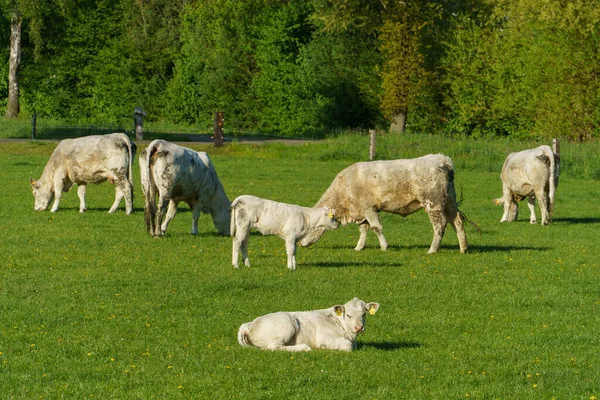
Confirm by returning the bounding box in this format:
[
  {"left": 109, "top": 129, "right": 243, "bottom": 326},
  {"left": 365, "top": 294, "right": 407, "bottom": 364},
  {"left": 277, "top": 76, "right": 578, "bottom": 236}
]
[
  {"left": 230, "top": 195, "right": 339, "bottom": 270},
  {"left": 238, "top": 298, "right": 380, "bottom": 351}
]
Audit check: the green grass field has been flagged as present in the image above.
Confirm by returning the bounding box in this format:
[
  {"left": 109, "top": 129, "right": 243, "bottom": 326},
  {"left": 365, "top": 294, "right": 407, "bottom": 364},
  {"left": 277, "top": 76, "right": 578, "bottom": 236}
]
[{"left": 1, "top": 136, "right": 599, "bottom": 399}]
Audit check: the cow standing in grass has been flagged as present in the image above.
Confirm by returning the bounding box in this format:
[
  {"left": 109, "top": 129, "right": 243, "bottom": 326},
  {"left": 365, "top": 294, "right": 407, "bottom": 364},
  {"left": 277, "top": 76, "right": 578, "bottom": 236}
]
[
  {"left": 310, "top": 154, "right": 468, "bottom": 254},
  {"left": 493, "top": 145, "right": 560, "bottom": 225},
  {"left": 139, "top": 140, "right": 230, "bottom": 237},
  {"left": 30, "top": 133, "right": 136, "bottom": 214},
  {"left": 238, "top": 298, "right": 380, "bottom": 351},
  {"left": 230, "top": 195, "right": 339, "bottom": 270}
]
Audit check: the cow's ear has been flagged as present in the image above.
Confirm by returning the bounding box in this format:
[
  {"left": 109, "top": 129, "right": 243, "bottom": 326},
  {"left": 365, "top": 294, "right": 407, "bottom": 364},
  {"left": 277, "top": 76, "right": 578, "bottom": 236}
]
[
  {"left": 334, "top": 305, "right": 345, "bottom": 318},
  {"left": 492, "top": 198, "right": 503, "bottom": 205},
  {"left": 30, "top": 178, "right": 39, "bottom": 188},
  {"left": 366, "top": 302, "right": 380, "bottom": 316}
]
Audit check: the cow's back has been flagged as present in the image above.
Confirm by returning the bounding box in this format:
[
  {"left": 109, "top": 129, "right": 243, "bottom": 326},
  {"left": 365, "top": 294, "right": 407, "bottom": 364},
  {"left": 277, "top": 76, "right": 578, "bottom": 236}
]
[
  {"left": 318, "top": 155, "right": 454, "bottom": 219},
  {"left": 502, "top": 146, "right": 552, "bottom": 195},
  {"left": 48, "top": 134, "right": 131, "bottom": 183}
]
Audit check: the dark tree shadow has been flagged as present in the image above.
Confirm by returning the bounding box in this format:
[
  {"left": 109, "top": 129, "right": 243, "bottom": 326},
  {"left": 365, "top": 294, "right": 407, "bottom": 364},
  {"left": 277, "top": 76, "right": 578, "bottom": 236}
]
[{"left": 358, "top": 341, "right": 422, "bottom": 351}]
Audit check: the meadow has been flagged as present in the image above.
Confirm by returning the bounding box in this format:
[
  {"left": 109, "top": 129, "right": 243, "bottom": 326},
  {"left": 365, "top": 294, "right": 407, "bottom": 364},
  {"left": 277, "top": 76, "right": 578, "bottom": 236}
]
[{"left": 1, "top": 134, "right": 599, "bottom": 399}]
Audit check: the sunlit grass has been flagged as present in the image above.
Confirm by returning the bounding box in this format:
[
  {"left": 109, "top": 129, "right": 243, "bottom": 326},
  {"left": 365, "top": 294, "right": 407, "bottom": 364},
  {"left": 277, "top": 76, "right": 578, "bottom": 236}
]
[{"left": 1, "top": 138, "right": 599, "bottom": 398}]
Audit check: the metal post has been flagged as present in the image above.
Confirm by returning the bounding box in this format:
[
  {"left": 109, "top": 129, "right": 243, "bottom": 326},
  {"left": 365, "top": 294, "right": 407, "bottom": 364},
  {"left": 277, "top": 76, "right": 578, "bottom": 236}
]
[
  {"left": 214, "top": 112, "right": 224, "bottom": 147},
  {"left": 31, "top": 111, "right": 36, "bottom": 140}
]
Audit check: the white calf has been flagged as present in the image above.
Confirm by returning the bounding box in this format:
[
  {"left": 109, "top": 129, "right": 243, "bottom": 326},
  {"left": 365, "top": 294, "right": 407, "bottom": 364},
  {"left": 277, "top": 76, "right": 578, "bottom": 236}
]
[
  {"left": 230, "top": 195, "right": 339, "bottom": 270},
  {"left": 238, "top": 298, "right": 380, "bottom": 351}
]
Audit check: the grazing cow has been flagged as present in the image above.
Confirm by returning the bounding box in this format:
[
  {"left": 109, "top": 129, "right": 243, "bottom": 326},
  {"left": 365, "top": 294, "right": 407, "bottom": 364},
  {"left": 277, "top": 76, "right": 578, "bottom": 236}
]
[
  {"left": 29, "top": 133, "right": 136, "bottom": 214},
  {"left": 238, "top": 298, "right": 380, "bottom": 352},
  {"left": 139, "top": 140, "right": 230, "bottom": 237},
  {"left": 311, "top": 154, "right": 468, "bottom": 254},
  {"left": 230, "top": 195, "right": 339, "bottom": 270},
  {"left": 493, "top": 145, "right": 560, "bottom": 225}
]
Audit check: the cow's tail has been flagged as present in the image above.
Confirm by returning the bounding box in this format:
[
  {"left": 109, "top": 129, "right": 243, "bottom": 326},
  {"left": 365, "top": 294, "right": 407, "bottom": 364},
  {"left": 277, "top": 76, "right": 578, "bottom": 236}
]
[
  {"left": 445, "top": 158, "right": 482, "bottom": 235},
  {"left": 545, "top": 146, "right": 558, "bottom": 219},
  {"left": 126, "top": 137, "right": 137, "bottom": 207},
  {"left": 230, "top": 197, "right": 240, "bottom": 238},
  {"left": 127, "top": 138, "right": 136, "bottom": 185},
  {"left": 141, "top": 141, "right": 159, "bottom": 236},
  {"left": 237, "top": 322, "right": 254, "bottom": 347}
]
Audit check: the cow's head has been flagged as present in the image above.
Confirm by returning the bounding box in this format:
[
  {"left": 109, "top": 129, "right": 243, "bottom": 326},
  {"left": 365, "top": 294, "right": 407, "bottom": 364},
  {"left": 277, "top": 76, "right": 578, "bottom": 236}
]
[
  {"left": 30, "top": 178, "right": 53, "bottom": 211},
  {"left": 299, "top": 207, "right": 339, "bottom": 247},
  {"left": 210, "top": 203, "right": 231, "bottom": 236},
  {"left": 334, "top": 298, "right": 380, "bottom": 338}
]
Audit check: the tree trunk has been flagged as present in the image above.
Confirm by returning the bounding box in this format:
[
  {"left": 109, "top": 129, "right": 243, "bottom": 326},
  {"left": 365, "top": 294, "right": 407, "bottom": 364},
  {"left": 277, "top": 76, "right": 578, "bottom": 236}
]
[
  {"left": 6, "top": 11, "right": 22, "bottom": 118},
  {"left": 389, "top": 110, "right": 407, "bottom": 133}
]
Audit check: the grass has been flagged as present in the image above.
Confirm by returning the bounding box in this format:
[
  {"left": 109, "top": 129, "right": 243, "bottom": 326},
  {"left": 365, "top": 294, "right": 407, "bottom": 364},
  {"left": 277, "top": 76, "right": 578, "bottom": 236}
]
[{"left": 1, "top": 137, "right": 599, "bottom": 399}]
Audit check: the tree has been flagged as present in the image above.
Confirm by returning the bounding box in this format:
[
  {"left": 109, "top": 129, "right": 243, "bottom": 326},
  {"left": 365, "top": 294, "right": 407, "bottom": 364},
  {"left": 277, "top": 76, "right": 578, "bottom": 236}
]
[
  {"left": 1, "top": 0, "right": 64, "bottom": 118},
  {"left": 4, "top": 0, "right": 21, "bottom": 117},
  {"left": 312, "top": 0, "right": 440, "bottom": 133}
]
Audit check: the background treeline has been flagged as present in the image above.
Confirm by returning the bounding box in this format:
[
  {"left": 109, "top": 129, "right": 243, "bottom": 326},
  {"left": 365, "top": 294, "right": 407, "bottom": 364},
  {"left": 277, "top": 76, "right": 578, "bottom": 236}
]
[{"left": 1, "top": 0, "right": 599, "bottom": 140}]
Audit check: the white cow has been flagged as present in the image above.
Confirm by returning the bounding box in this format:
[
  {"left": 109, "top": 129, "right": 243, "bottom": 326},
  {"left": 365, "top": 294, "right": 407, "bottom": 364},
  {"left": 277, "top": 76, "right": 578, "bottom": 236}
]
[
  {"left": 30, "top": 133, "right": 136, "bottom": 214},
  {"left": 311, "top": 154, "right": 468, "bottom": 254},
  {"left": 139, "top": 140, "right": 230, "bottom": 237},
  {"left": 230, "top": 195, "right": 339, "bottom": 270},
  {"left": 238, "top": 298, "right": 380, "bottom": 352},
  {"left": 493, "top": 145, "right": 560, "bottom": 225}
]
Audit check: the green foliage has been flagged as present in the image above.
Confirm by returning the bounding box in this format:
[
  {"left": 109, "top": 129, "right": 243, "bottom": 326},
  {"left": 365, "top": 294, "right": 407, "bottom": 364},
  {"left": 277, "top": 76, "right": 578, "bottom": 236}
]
[
  {"left": 440, "top": 0, "right": 600, "bottom": 140},
  {"left": 2, "top": 139, "right": 600, "bottom": 398},
  {"left": 3, "top": 0, "right": 600, "bottom": 139}
]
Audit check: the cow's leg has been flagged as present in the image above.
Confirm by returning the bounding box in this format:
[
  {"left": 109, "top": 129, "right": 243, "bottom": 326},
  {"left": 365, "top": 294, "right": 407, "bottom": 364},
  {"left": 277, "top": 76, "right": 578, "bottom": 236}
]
[
  {"left": 285, "top": 237, "right": 297, "bottom": 271},
  {"left": 77, "top": 184, "right": 87, "bottom": 213},
  {"left": 109, "top": 185, "right": 124, "bottom": 214},
  {"left": 319, "top": 337, "right": 353, "bottom": 351},
  {"left": 446, "top": 204, "right": 468, "bottom": 254},
  {"left": 232, "top": 226, "right": 251, "bottom": 268},
  {"left": 273, "top": 344, "right": 312, "bottom": 352},
  {"left": 354, "top": 223, "right": 369, "bottom": 251},
  {"left": 160, "top": 200, "right": 178, "bottom": 234},
  {"left": 189, "top": 202, "right": 201, "bottom": 235},
  {"left": 154, "top": 194, "right": 171, "bottom": 237},
  {"left": 364, "top": 210, "right": 387, "bottom": 251},
  {"left": 499, "top": 185, "right": 517, "bottom": 222},
  {"left": 50, "top": 178, "right": 65, "bottom": 212},
  {"left": 427, "top": 208, "right": 447, "bottom": 254},
  {"left": 232, "top": 233, "right": 241, "bottom": 268},
  {"left": 118, "top": 178, "right": 134, "bottom": 215},
  {"left": 527, "top": 196, "right": 537, "bottom": 224},
  {"left": 535, "top": 189, "right": 550, "bottom": 225},
  {"left": 501, "top": 198, "right": 519, "bottom": 222}
]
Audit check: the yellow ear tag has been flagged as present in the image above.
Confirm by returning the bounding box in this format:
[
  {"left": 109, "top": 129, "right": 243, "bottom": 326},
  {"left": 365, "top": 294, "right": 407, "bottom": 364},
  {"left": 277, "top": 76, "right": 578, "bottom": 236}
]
[
  {"left": 327, "top": 211, "right": 334, "bottom": 219},
  {"left": 335, "top": 308, "right": 343, "bottom": 317},
  {"left": 369, "top": 307, "right": 376, "bottom": 316}
]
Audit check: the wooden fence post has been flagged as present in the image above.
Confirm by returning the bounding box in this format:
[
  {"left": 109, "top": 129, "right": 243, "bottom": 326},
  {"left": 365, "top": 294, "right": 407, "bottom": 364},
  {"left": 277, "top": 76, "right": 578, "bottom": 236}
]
[
  {"left": 369, "top": 129, "right": 376, "bottom": 160},
  {"left": 552, "top": 138, "right": 560, "bottom": 156},
  {"left": 214, "top": 112, "right": 224, "bottom": 147}
]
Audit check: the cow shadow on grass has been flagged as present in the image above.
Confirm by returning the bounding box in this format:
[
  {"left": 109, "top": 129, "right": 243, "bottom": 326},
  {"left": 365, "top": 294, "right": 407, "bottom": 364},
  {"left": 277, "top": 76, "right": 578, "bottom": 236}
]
[
  {"left": 358, "top": 341, "right": 422, "bottom": 351},
  {"left": 303, "top": 261, "right": 404, "bottom": 268},
  {"left": 553, "top": 217, "right": 600, "bottom": 224},
  {"left": 323, "top": 243, "right": 551, "bottom": 254}
]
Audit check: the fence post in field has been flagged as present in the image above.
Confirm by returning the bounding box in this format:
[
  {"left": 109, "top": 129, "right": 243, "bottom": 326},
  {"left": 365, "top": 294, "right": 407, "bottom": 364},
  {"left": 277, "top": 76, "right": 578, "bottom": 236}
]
[
  {"left": 369, "top": 129, "right": 376, "bottom": 160},
  {"left": 552, "top": 138, "right": 560, "bottom": 156},
  {"left": 31, "top": 111, "right": 36, "bottom": 139},
  {"left": 214, "top": 112, "right": 224, "bottom": 147},
  {"left": 134, "top": 107, "right": 146, "bottom": 140}
]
